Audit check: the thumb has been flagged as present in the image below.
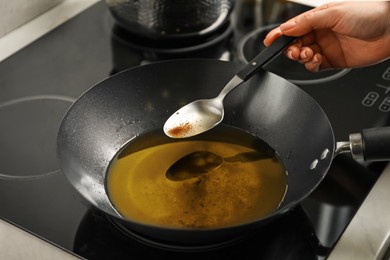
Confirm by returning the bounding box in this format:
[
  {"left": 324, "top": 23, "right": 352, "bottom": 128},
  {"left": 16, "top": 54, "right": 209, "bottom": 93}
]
[{"left": 279, "top": 4, "right": 339, "bottom": 36}]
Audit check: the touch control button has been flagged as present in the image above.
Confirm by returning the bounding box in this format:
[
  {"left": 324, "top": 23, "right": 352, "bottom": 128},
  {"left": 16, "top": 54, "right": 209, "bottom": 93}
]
[
  {"left": 362, "top": 92, "right": 379, "bottom": 107},
  {"left": 379, "top": 97, "right": 390, "bottom": 112},
  {"left": 383, "top": 67, "right": 390, "bottom": 80}
]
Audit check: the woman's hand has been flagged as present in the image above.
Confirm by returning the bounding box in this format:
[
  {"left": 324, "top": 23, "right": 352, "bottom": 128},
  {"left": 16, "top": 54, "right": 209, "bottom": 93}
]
[{"left": 264, "top": 1, "right": 390, "bottom": 72}]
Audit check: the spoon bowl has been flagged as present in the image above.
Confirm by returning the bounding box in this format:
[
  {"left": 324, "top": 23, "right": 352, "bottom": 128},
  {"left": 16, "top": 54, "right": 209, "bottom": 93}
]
[
  {"left": 163, "top": 96, "right": 225, "bottom": 139},
  {"left": 165, "top": 151, "right": 223, "bottom": 181},
  {"left": 166, "top": 150, "right": 273, "bottom": 181}
]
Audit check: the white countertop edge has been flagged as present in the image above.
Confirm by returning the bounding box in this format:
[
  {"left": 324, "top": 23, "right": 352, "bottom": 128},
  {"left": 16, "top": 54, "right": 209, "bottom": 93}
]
[
  {"left": 0, "top": 0, "right": 101, "bottom": 63},
  {"left": 328, "top": 162, "right": 390, "bottom": 260},
  {"left": 0, "top": 218, "right": 83, "bottom": 260}
]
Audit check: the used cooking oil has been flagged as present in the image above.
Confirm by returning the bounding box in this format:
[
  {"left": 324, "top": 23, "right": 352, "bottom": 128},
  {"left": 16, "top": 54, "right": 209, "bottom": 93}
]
[{"left": 107, "top": 126, "right": 287, "bottom": 229}]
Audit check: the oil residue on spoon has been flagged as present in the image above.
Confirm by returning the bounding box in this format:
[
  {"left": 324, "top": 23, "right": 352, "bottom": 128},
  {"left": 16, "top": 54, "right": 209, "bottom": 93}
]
[
  {"left": 166, "top": 121, "right": 193, "bottom": 138},
  {"left": 163, "top": 99, "right": 224, "bottom": 138}
]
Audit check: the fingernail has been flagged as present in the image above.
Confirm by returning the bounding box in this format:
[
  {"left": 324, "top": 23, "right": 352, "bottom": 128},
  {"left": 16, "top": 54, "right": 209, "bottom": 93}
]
[
  {"left": 312, "top": 55, "right": 320, "bottom": 72},
  {"left": 301, "top": 49, "right": 307, "bottom": 59},
  {"left": 287, "top": 50, "right": 293, "bottom": 59},
  {"left": 280, "top": 20, "right": 296, "bottom": 31}
]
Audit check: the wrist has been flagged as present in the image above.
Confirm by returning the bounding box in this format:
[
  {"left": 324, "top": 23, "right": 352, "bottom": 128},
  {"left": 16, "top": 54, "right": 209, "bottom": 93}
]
[{"left": 382, "top": 1, "right": 390, "bottom": 57}]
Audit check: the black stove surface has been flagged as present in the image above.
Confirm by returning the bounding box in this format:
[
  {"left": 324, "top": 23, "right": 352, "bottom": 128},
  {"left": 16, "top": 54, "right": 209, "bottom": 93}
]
[{"left": 0, "top": 1, "right": 389, "bottom": 259}]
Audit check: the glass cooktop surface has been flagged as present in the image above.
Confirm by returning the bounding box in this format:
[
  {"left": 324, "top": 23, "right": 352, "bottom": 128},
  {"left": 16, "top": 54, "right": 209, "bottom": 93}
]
[{"left": 0, "top": 1, "right": 389, "bottom": 259}]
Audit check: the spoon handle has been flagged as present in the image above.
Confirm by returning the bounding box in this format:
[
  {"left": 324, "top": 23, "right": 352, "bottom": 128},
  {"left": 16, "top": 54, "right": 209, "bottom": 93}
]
[{"left": 237, "top": 35, "right": 296, "bottom": 81}]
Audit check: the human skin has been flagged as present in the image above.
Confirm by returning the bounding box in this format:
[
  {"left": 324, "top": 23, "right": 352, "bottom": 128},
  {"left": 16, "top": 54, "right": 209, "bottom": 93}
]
[{"left": 263, "top": 1, "right": 390, "bottom": 72}]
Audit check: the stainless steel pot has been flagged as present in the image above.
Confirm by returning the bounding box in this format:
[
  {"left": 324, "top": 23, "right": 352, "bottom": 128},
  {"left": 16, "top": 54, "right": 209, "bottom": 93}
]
[{"left": 105, "top": 0, "right": 235, "bottom": 39}]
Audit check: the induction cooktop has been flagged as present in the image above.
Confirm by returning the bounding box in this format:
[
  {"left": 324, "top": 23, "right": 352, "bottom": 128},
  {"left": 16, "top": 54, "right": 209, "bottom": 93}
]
[{"left": 0, "top": 1, "right": 389, "bottom": 259}]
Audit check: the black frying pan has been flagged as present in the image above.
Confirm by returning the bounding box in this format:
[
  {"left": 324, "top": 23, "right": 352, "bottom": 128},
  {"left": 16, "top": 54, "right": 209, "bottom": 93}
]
[{"left": 57, "top": 59, "right": 390, "bottom": 246}]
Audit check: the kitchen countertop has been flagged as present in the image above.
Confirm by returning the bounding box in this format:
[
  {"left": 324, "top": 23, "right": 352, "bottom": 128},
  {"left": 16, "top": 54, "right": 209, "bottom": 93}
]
[
  {"left": 0, "top": 218, "right": 82, "bottom": 260},
  {"left": 1, "top": 0, "right": 389, "bottom": 259},
  {"left": 0, "top": 0, "right": 99, "bottom": 62},
  {"left": 328, "top": 162, "right": 390, "bottom": 260}
]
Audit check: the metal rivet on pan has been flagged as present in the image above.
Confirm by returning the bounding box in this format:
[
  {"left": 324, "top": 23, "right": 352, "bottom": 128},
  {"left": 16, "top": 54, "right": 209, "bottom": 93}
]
[
  {"left": 320, "top": 148, "right": 330, "bottom": 160},
  {"left": 252, "top": 61, "right": 257, "bottom": 66},
  {"left": 310, "top": 159, "right": 319, "bottom": 170}
]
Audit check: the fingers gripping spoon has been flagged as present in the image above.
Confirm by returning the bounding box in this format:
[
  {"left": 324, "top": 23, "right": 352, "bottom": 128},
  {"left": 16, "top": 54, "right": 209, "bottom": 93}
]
[{"left": 163, "top": 35, "right": 296, "bottom": 138}]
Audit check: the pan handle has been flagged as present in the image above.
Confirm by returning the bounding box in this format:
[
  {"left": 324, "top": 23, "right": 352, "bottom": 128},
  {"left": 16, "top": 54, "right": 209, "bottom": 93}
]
[{"left": 336, "top": 127, "right": 390, "bottom": 161}]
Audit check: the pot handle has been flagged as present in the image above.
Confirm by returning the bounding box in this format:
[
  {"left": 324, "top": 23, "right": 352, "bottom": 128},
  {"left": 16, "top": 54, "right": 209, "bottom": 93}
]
[{"left": 336, "top": 127, "right": 390, "bottom": 161}]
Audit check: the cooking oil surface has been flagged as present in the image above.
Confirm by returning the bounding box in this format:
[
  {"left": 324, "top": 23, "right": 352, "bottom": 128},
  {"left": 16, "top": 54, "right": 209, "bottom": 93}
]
[{"left": 107, "top": 127, "right": 287, "bottom": 229}]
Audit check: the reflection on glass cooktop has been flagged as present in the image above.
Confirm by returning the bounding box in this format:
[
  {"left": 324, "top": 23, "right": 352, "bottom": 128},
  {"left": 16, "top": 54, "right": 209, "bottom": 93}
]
[
  {"left": 73, "top": 206, "right": 319, "bottom": 259},
  {"left": 237, "top": 25, "right": 350, "bottom": 85},
  {"left": 0, "top": 96, "right": 75, "bottom": 179}
]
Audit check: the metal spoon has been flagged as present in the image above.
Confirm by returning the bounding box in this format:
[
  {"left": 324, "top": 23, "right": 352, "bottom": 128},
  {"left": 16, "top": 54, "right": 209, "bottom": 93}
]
[
  {"left": 165, "top": 150, "right": 272, "bottom": 181},
  {"left": 163, "top": 35, "right": 296, "bottom": 138}
]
